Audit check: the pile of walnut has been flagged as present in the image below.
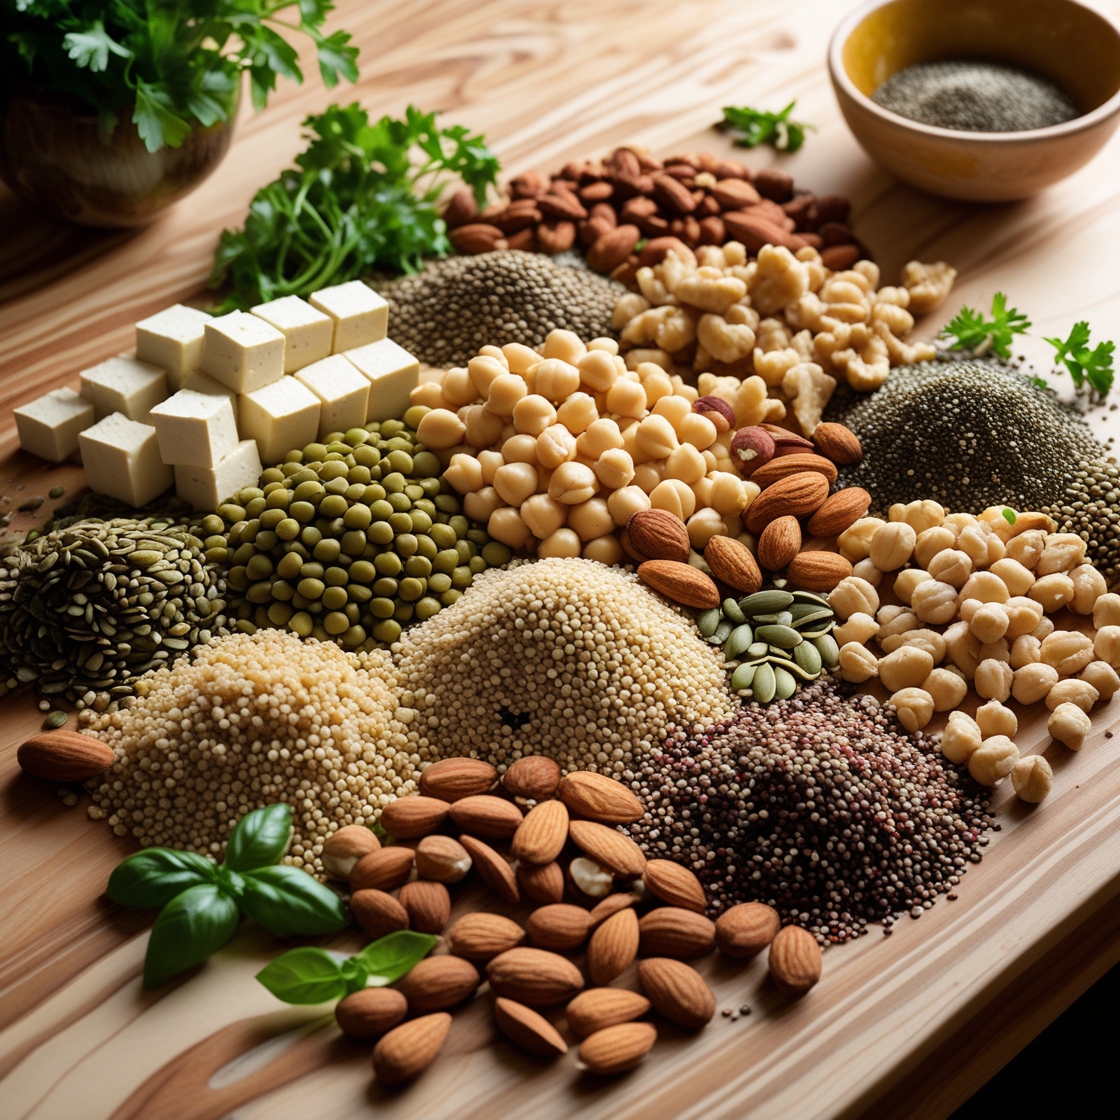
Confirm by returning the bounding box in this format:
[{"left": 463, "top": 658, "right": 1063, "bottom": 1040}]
[
  {"left": 320, "top": 757, "right": 821, "bottom": 1085},
  {"left": 613, "top": 244, "right": 957, "bottom": 434}
]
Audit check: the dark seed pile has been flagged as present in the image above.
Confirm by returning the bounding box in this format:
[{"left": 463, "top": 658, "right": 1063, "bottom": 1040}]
[
  {"left": 1044, "top": 458, "right": 1120, "bottom": 589},
  {"left": 626, "top": 678, "right": 994, "bottom": 944},
  {"left": 829, "top": 360, "right": 1103, "bottom": 515},
  {"left": 372, "top": 251, "right": 623, "bottom": 367}
]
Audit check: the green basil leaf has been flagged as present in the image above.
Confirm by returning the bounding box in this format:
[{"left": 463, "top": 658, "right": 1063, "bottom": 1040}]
[
  {"left": 352, "top": 930, "right": 437, "bottom": 985},
  {"left": 143, "top": 884, "right": 240, "bottom": 989},
  {"left": 224, "top": 803, "right": 292, "bottom": 871},
  {"left": 238, "top": 865, "right": 349, "bottom": 936},
  {"left": 107, "top": 848, "right": 216, "bottom": 909},
  {"left": 256, "top": 946, "right": 348, "bottom": 1004},
  {"left": 340, "top": 956, "right": 369, "bottom": 995}
]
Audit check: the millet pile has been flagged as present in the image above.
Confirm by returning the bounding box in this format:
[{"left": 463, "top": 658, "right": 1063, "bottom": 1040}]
[{"left": 1045, "top": 457, "right": 1120, "bottom": 589}]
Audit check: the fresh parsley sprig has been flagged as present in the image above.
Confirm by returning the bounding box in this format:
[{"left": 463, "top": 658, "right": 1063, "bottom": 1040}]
[
  {"left": 942, "top": 292, "right": 1031, "bottom": 359},
  {"left": 719, "top": 102, "right": 813, "bottom": 153},
  {"left": 107, "top": 803, "right": 349, "bottom": 988},
  {"left": 1045, "top": 321, "right": 1115, "bottom": 397}
]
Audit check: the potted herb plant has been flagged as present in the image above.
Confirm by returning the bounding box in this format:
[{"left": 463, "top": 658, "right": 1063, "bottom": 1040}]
[{"left": 0, "top": 0, "right": 359, "bottom": 227}]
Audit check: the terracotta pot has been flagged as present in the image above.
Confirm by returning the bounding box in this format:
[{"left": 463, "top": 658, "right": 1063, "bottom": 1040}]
[{"left": 0, "top": 87, "right": 237, "bottom": 228}]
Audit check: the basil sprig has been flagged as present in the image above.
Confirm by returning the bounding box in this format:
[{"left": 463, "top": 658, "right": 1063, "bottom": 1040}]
[
  {"left": 256, "top": 930, "right": 437, "bottom": 1005},
  {"left": 107, "top": 803, "right": 350, "bottom": 989}
]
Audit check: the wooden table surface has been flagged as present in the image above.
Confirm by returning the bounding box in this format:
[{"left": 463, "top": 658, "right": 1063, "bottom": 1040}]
[{"left": 3, "top": 2, "right": 1120, "bottom": 1118}]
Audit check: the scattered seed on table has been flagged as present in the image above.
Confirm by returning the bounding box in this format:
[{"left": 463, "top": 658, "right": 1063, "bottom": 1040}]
[
  {"left": 43, "top": 711, "right": 68, "bottom": 729},
  {"left": 49, "top": 486, "right": 65, "bottom": 499}
]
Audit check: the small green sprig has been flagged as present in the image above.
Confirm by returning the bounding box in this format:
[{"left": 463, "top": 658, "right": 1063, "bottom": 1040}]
[
  {"left": 942, "top": 292, "right": 1031, "bottom": 359},
  {"left": 718, "top": 101, "right": 813, "bottom": 152},
  {"left": 1044, "top": 321, "right": 1115, "bottom": 397}
]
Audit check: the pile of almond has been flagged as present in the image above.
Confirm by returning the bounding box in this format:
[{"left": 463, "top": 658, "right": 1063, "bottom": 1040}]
[{"left": 321, "top": 756, "right": 822, "bottom": 1085}]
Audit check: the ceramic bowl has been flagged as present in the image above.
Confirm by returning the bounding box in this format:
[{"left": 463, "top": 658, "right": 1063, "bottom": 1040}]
[{"left": 828, "top": 0, "right": 1120, "bottom": 201}]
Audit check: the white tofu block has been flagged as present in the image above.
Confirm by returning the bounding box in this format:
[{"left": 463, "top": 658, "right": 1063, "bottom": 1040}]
[
  {"left": 182, "top": 368, "right": 238, "bottom": 422},
  {"left": 79, "top": 413, "right": 173, "bottom": 507},
  {"left": 14, "top": 387, "right": 96, "bottom": 463},
  {"left": 79, "top": 355, "right": 168, "bottom": 422},
  {"left": 149, "top": 390, "right": 240, "bottom": 469},
  {"left": 344, "top": 339, "right": 419, "bottom": 422},
  {"left": 135, "top": 304, "right": 211, "bottom": 390},
  {"left": 310, "top": 280, "right": 388, "bottom": 352},
  {"left": 175, "top": 440, "right": 263, "bottom": 512},
  {"left": 201, "top": 311, "right": 286, "bottom": 393},
  {"left": 251, "top": 295, "right": 333, "bottom": 373},
  {"left": 294, "top": 355, "right": 371, "bottom": 439},
  {"left": 239, "top": 377, "right": 321, "bottom": 466}
]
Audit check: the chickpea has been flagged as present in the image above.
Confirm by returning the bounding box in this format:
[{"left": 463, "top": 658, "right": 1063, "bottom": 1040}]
[
  {"left": 1039, "top": 630, "right": 1095, "bottom": 676},
  {"left": 892, "top": 499, "right": 945, "bottom": 535},
  {"left": 606, "top": 485, "right": 650, "bottom": 527},
  {"left": 443, "top": 453, "right": 484, "bottom": 494},
  {"left": 944, "top": 620, "right": 982, "bottom": 678},
  {"left": 940, "top": 711, "right": 983, "bottom": 764},
  {"left": 839, "top": 642, "right": 879, "bottom": 683},
  {"left": 535, "top": 357, "right": 581, "bottom": 402},
  {"left": 416, "top": 408, "right": 467, "bottom": 450},
  {"left": 632, "top": 462, "right": 663, "bottom": 494},
  {"left": 1010, "top": 635, "right": 1042, "bottom": 669},
  {"left": 537, "top": 527, "right": 582, "bottom": 558},
  {"left": 957, "top": 523, "right": 1005, "bottom": 567},
  {"left": 877, "top": 606, "right": 919, "bottom": 640},
  {"left": 869, "top": 521, "right": 917, "bottom": 572},
  {"left": 915, "top": 526, "right": 957, "bottom": 569},
  {"left": 651, "top": 394, "right": 692, "bottom": 431},
  {"left": 582, "top": 534, "right": 624, "bottom": 565},
  {"left": 894, "top": 568, "right": 934, "bottom": 606},
  {"left": 1048, "top": 701, "right": 1092, "bottom": 750},
  {"left": 976, "top": 701, "right": 1017, "bottom": 739},
  {"left": 942, "top": 512, "right": 978, "bottom": 539},
  {"left": 512, "top": 394, "right": 556, "bottom": 437},
  {"left": 1081, "top": 660, "right": 1120, "bottom": 701},
  {"left": 928, "top": 548, "right": 972, "bottom": 589},
  {"left": 911, "top": 580, "right": 958, "bottom": 625},
  {"left": 1094, "top": 625, "right": 1120, "bottom": 669},
  {"left": 975, "top": 658, "right": 1013, "bottom": 702},
  {"left": 1028, "top": 573, "right": 1075, "bottom": 613},
  {"left": 555, "top": 392, "right": 598, "bottom": 435},
  {"left": 649, "top": 479, "right": 697, "bottom": 522},
  {"left": 1069, "top": 563, "right": 1107, "bottom": 614},
  {"left": 635, "top": 414, "right": 679, "bottom": 459},
  {"left": 852, "top": 558, "right": 883, "bottom": 587},
  {"left": 548, "top": 461, "right": 598, "bottom": 504},
  {"left": 485, "top": 373, "right": 529, "bottom": 417},
  {"left": 463, "top": 485, "right": 502, "bottom": 523},
  {"left": 502, "top": 342, "right": 540, "bottom": 374},
  {"left": 707, "top": 472, "right": 749, "bottom": 516},
  {"left": 958, "top": 597, "right": 982, "bottom": 624},
  {"left": 542, "top": 329, "right": 586, "bottom": 365},
  {"left": 989, "top": 557, "right": 1035, "bottom": 597},
  {"left": 922, "top": 667, "right": 968, "bottom": 711},
  {"left": 501, "top": 433, "right": 539, "bottom": 465},
  {"left": 1031, "top": 616, "right": 1056, "bottom": 641},
  {"left": 879, "top": 647, "right": 935, "bottom": 692},
  {"left": 891, "top": 687, "right": 935, "bottom": 732},
  {"left": 1004, "top": 596, "right": 1044, "bottom": 639},
  {"left": 686, "top": 507, "right": 727, "bottom": 549},
  {"left": 838, "top": 517, "right": 885, "bottom": 563},
  {"left": 1011, "top": 755, "right": 1053, "bottom": 803},
  {"left": 1045, "top": 678, "right": 1099, "bottom": 713},
  {"left": 1012, "top": 662, "right": 1059, "bottom": 705},
  {"left": 676, "top": 412, "right": 719, "bottom": 450},
  {"left": 487, "top": 506, "right": 532, "bottom": 549},
  {"left": 605, "top": 376, "right": 648, "bottom": 419},
  {"left": 1093, "top": 593, "right": 1120, "bottom": 629},
  {"left": 978, "top": 638, "right": 1011, "bottom": 665},
  {"left": 1005, "top": 528, "right": 1046, "bottom": 569},
  {"left": 520, "top": 493, "right": 567, "bottom": 539},
  {"left": 664, "top": 444, "right": 707, "bottom": 485},
  {"left": 833, "top": 612, "right": 879, "bottom": 646},
  {"left": 970, "top": 603, "right": 1010, "bottom": 645},
  {"left": 492, "top": 462, "right": 538, "bottom": 507},
  {"left": 879, "top": 628, "right": 947, "bottom": 663},
  {"left": 968, "top": 736, "right": 1019, "bottom": 786},
  {"left": 593, "top": 448, "right": 636, "bottom": 490},
  {"left": 537, "top": 425, "right": 578, "bottom": 470},
  {"left": 829, "top": 575, "right": 880, "bottom": 620},
  {"left": 959, "top": 571, "right": 1010, "bottom": 605},
  {"left": 1036, "top": 533, "right": 1086, "bottom": 575}
]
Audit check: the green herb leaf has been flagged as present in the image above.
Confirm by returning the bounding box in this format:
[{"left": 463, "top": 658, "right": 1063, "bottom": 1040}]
[
  {"left": 62, "top": 20, "right": 131, "bottom": 73},
  {"left": 719, "top": 101, "right": 813, "bottom": 152},
  {"left": 943, "top": 292, "right": 1030, "bottom": 359},
  {"left": 224, "top": 803, "right": 292, "bottom": 871},
  {"left": 256, "top": 946, "right": 348, "bottom": 1004},
  {"left": 1002, "top": 508, "right": 1016, "bottom": 525},
  {"left": 352, "top": 930, "right": 437, "bottom": 984},
  {"left": 239, "top": 865, "right": 349, "bottom": 936},
  {"left": 107, "top": 848, "right": 217, "bottom": 909},
  {"left": 1045, "top": 321, "right": 1115, "bottom": 397},
  {"left": 143, "top": 884, "right": 240, "bottom": 989},
  {"left": 133, "top": 80, "right": 192, "bottom": 153}
]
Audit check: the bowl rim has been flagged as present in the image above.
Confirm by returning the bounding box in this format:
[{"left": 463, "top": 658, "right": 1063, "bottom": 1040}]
[{"left": 828, "top": 0, "right": 1120, "bottom": 142}]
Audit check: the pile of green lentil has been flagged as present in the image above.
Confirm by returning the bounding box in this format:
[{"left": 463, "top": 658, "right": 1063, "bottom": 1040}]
[{"left": 1044, "top": 457, "right": 1120, "bottom": 589}]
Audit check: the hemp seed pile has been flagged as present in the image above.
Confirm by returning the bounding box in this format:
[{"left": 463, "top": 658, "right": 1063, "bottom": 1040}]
[
  {"left": 626, "top": 678, "right": 994, "bottom": 943},
  {"left": 1045, "top": 457, "right": 1120, "bottom": 589}
]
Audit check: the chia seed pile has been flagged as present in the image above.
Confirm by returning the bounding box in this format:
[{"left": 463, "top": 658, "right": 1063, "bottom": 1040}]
[
  {"left": 1044, "top": 457, "right": 1120, "bottom": 589},
  {"left": 828, "top": 359, "right": 1103, "bottom": 515},
  {"left": 627, "top": 679, "right": 994, "bottom": 944},
  {"left": 873, "top": 60, "right": 1079, "bottom": 132},
  {"left": 372, "top": 251, "right": 623, "bottom": 367}
]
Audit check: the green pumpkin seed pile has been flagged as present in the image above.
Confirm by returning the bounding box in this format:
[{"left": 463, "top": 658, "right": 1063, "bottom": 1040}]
[{"left": 697, "top": 589, "right": 840, "bottom": 704}]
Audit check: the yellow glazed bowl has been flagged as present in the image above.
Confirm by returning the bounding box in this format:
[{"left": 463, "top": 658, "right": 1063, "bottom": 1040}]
[{"left": 828, "top": 0, "right": 1120, "bottom": 201}]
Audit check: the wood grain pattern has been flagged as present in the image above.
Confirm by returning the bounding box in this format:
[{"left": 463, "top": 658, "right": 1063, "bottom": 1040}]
[{"left": 2, "top": 1, "right": 1120, "bottom": 1117}]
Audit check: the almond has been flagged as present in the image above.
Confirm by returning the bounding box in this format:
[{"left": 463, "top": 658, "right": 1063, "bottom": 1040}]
[
  {"left": 637, "top": 559, "right": 720, "bottom": 609},
  {"left": 722, "top": 211, "right": 806, "bottom": 253},
  {"left": 652, "top": 173, "right": 697, "bottom": 214},
  {"left": 350, "top": 845, "right": 414, "bottom": 893},
  {"left": 448, "top": 224, "right": 507, "bottom": 254},
  {"left": 493, "top": 997, "right": 568, "bottom": 1057},
  {"left": 511, "top": 798, "right": 570, "bottom": 864},
  {"left": 558, "top": 771, "right": 644, "bottom": 824},
  {"left": 637, "top": 235, "right": 697, "bottom": 268},
  {"left": 568, "top": 820, "right": 646, "bottom": 879},
  {"left": 588, "top": 892, "right": 636, "bottom": 927},
  {"left": 517, "top": 859, "right": 565, "bottom": 904},
  {"left": 419, "top": 757, "right": 497, "bottom": 801},
  {"left": 537, "top": 192, "right": 588, "bottom": 221},
  {"left": 806, "top": 488, "right": 871, "bottom": 538},
  {"left": 503, "top": 755, "right": 561, "bottom": 801},
  {"left": 17, "top": 730, "right": 114, "bottom": 782},
  {"left": 757, "top": 515, "right": 802, "bottom": 570},
  {"left": 812, "top": 421, "right": 863, "bottom": 465},
  {"left": 441, "top": 186, "right": 478, "bottom": 230},
  {"left": 335, "top": 987, "right": 408, "bottom": 1038},
  {"left": 527, "top": 903, "right": 593, "bottom": 951},
  {"left": 578, "top": 1022, "right": 657, "bottom": 1074},
  {"left": 320, "top": 825, "right": 380, "bottom": 880},
  {"left": 446, "top": 913, "right": 525, "bottom": 961},
  {"left": 568, "top": 856, "right": 615, "bottom": 901},
  {"left": 538, "top": 219, "right": 576, "bottom": 254},
  {"left": 415, "top": 835, "right": 472, "bottom": 883},
  {"left": 638, "top": 958, "right": 716, "bottom": 1030},
  {"left": 627, "top": 509, "right": 691, "bottom": 564},
  {"left": 711, "top": 178, "right": 761, "bottom": 210},
  {"left": 396, "top": 955, "right": 479, "bottom": 1012},
  {"left": 398, "top": 880, "right": 451, "bottom": 935},
  {"left": 458, "top": 834, "right": 520, "bottom": 903},
  {"left": 566, "top": 988, "right": 651, "bottom": 1039},
  {"left": 350, "top": 889, "right": 409, "bottom": 939},
  {"left": 379, "top": 795, "right": 451, "bottom": 839},
  {"left": 586, "top": 224, "right": 641, "bottom": 272},
  {"left": 768, "top": 925, "right": 822, "bottom": 994},
  {"left": 749, "top": 453, "right": 838, "bottom": 488},
  {"left": 743, "top": 472, "right": 830, "bottom": 533},
  {"left": 372, "top": 1012, "right": 452, "bottom": 1086},
  {"left": 703, "top": 535, "right": 763, "bottom": 594},
  {"left": 642, "top": 860, "right": 707, "bottom": 913},
  {"left": 821, "top": 243, "right": 862, "bottom": 271},
  {"left": 786, "top": 550, "right": 853, "bottom": 592},
  {"left": 715, "top": 902, "right": 781, "bottom": 959},
  {"left": 638, "top": 908, "right": 716, "bottom": 959},
  {"left": 449, "top": 794, "right": 523, "bottom": 839},
  {"left": 587, "top": 906, "right": 640, "bottom": 985},
  {"left": 487, "top": 947, "right": 585, "bottom": 1006}
]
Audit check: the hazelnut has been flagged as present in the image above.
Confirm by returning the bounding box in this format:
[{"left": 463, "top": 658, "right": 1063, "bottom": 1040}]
[
  {"left": 728, "top": 426, "right": 775, "bottom": 477},
  {"left": 940, "top": 711, "right": 982, "bottom": 764},
  {"left": 968, "top": 735, "right": 1019, "bottom": 786},
  {"left": 692, "top": 395, "right": 736, "bottom": 433}
]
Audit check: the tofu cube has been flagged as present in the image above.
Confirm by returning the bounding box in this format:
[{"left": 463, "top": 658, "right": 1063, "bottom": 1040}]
[
  {"left": 149, "top": 390, "right": 240, "bottom": 469},
  {"left": 294, "top": 355, "right": 371, "bottom": 439},
  {"left": 251, "top": 295, "right": 334, "bottom": 373},
  {"left": 175, "top": 440, "right": 263, "bottom": 512},
  {"left": 79, "top": 413, "right": 173, "bottom": 507},
  {"left": 201, "top": 311, "right": 286, "bottom": 393},
  {"left": 79, "top": 355, "right": 168, "bottom": 422},
  {"left": 343, "top": 339, "right": 419, "bottom": 422},
  {"left": 135, "top": 304, "right": 211, "bottom": 390},
  {"left": 310, "top": 281, "right": 388, "bottom": 352},
  {"left": 239, "top": 377, "right": 321, "bottom": 467},
  {"left": 14, "top": 387, "right": 96, "bottom": 463},
  {"left": 182, "top": 368, "right": 238, "bottom": 422}
]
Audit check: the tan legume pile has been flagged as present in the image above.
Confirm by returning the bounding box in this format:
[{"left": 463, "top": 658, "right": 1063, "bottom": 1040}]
[{"left": 84, "top": 630, "right": 423, "bottom": 875}]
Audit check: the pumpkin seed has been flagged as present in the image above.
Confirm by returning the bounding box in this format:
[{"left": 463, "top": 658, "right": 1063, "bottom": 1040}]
[
  {"left": 730, "top": 663, "right": 756, "bottom": 690},
  {"left": 798, "top": 623, "right": 836, "bottom": 640},
  {"left": 814, "top": 633, "right": 841, "bottom": 667},
  {"left": 724, "top": 624, "right": 754, "bottom": 661},
  {"left": 697, "top": 608, "right": 722, "bottom": 637},
  {"left": 752, "top": 661, "right": 777, "bottom": 703},
  {"left": 747, "top": 641, "right": 769, "bottom": 659},
  {"left": 791, "top": 590, "right": 831, "bottom": 607},
  {"left": 722, "top": 598, "right": 746, "bottom": 625},
  {"left": 791, "top": 608, "right": 833, "bottom": 629},
  {"left": 773, "top": 665, "right": 797, "bottom": 700},
  {"left": 755, "top": 624, "right": 803, "bottom": 649},
  {"left": 793, "top": 641, "right": 823, "bottom": 675},
  {"left": 739, "top": 590, "right": 794, "bottom": 615},
  {"left": 707, "top": 619, "right": 733, "bottom": 646}
]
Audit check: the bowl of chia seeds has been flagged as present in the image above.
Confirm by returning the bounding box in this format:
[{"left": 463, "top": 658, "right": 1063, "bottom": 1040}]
[{"left": 828, "top": 0, "right": 1120, "bottom": 201}]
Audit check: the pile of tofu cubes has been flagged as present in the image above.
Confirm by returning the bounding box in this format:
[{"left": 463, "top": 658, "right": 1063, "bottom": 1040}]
[{"left": 14, "top": 281, "right": 419, "bottom": 511}]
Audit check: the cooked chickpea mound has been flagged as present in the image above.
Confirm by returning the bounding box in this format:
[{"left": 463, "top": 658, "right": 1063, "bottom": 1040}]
[{"left": 394, "top": 558, "right": 735, "bottom": 770}]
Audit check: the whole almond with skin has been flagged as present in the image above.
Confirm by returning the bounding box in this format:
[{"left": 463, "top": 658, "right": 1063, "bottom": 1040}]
[
  {"left": 446, "top": 912, "right": 525, "bottom": 961},
  {"left": 638, "top": 958, "right": 716, "bottom": 1030},
  {"left": 440, "top": 186, "right": 478, "bottom": 230},
  {"left": 637, "top": 560, "right": 720, "bottom": 609},
  {"left": 372, "top": 1012, "right": 452, "bottom": 1086},
  {"left": 415, "top": 835, "right": 472, "bottom": 883},
  {"left": 569, "top": 820, "right": 646, "bottom": 879},
  {"left": 398, "top": 880, "right": 451, "bottom": 935},
  {"left": 503, "top": 755, "right": 561, "bottom": 801},
  {"left": 758, "top": 516, "right": 802, "bottom": 570},
  {"left": 335, "top": 987, "right": 408, "bottom": 1038},
  {"left": 350, "top": 889, "right": 409, "bottom": 940},
  {"left": 711, "top": 178, "right": 761, "bottom": 210},
  {"left": 578, "top": 1022, "right": 657, "bottom": 1075},
  {"left": 448, "top": 224, "right": 507, "bottom": 254},
  {"left": 566, "top": 988, "right": 651, "bottom": 1039},
  {"left": 396, "top": 955, "right": 479, "bottom": 1012},
  {"left": 768, "top": 925, "right": 822, "bottom": 994},
  {"left": 527, "top": 903, "right": 593, "bottom": 951},
  {"left": 750, "top": 453, "right": 838, "bottom": 488},
  {"left": 537, "top": 192, "right": 588, "bottom": 220},
  {"left": 821, "top": 243, "right": 862, "bottom": 271},
  {"left": 379, "top": 796, "right": 451, "bottom": 839},
  {"left": 652, "top": 173, "right": 698, "bottom": 214},
  {"left": 806, "top": 488, "right": 872, "bottom": 538},
  {"left": 762, "top": 425, "right": 815, "bottom": 453},
  {"left": 588, "top": 892, "right": 636, "bottom": 927},
  {"left": 627, "top": 509, "right": 691, "bottom": 564},
  {"left": 812, "top": 421, "right": 863, "bottom": 465},
  {"left": 643, "top": 860, "right": 707, "bottom": 913},
  {"left": 512, "top": 798, "right": 570, "bottom": 864},
  {"left": 586, "top": 224, "right": 641, "bottom": 272},
  {"left": 17, "top": 730, "right": 114, "bottom": 782},
  {"left": 558, "top": 771, "right": 644, "bottom": 824},
  {"left": 449, "top": 795, "right": 523, "bottom": 839},
  {"left": 638, "top": 236, "right": 697, "bottom": 268},
  {"left": 722, "top": 211, "right": 806, "bottom": 253},
  {"left": 419, "top": 757, "right": 497, "bottom": 802},
  {"left": 639, "top": 908, "right": 716, "bottom": 959},
  {"left": 487, "top": 947, "right": 585, "bottom": 1006},
  {"left": 350, "top": 845, "right": 414, "bottom": 893},
  {"left": 588, "top": 906, "right": 640, "bottom": 985},
  {"left": 458, "top": 834, "right": 520, "bottom": 903},
  {"left": 518, "top": 859, "right": 565, "bottom": 904},
  {"left": 715, "top": 902, "right": 781, "bottom": 958},
  {"left": 786, "top": 551, "right": 853, "bottom": 592},
  {"left": 538, "top": 220, "right": 576, "bottom": 254},
  {"left": 320, "top": 825, "right": 380, "bottom": 880},
  {"left": 493, "top": 997, "right": 568, "bottom": 1057},
  {"left": 744, "top": 472, "right": 830, "bottom": 533},
  {"left": 703, "top": 535, "right": 763, "bottom": 594}
]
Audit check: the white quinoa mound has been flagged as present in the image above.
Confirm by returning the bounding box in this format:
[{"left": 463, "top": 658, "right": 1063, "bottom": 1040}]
[
  {"left": 85, "top": 631, "right": 422, "bottom": 876},
  {"left": 393, "top": 558, "right": 735, "bottom": 773}
]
